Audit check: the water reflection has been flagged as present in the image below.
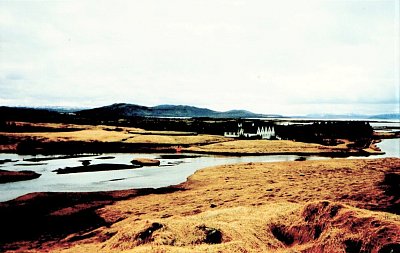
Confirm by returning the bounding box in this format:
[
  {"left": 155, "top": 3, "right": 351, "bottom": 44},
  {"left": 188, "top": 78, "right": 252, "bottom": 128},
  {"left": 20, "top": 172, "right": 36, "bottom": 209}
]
[
  {"left": 376, "top": 139, "right": 400, "bottom": 158},
  {"left": 0, "top": 138, "right": 398, "bottom": 202}
]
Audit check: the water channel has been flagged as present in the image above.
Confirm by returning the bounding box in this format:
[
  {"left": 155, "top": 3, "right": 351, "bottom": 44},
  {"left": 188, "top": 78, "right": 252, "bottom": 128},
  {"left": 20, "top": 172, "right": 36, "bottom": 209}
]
[{"left": 0, "top": 138, "right": 398, "bottom": 202}]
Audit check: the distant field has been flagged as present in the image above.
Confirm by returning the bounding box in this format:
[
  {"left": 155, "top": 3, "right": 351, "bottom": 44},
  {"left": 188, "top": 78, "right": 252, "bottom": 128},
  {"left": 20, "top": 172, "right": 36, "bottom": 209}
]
[{"left": 0, "top": 121, "right": 384, "bottom": 155}]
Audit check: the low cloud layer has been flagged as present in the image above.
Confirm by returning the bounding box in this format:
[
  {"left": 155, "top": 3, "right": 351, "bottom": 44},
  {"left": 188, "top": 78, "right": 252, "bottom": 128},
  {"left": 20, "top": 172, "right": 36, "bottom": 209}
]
[{"left": 0, "top": 0, "right": 399, "bottom": 115}]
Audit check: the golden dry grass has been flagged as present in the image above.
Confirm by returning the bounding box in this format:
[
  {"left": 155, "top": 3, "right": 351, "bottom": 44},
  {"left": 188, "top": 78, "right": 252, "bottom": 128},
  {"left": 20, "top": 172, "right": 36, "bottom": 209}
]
[
  {"left": 11, "top": 121, "right": 91, "bottom": 129},
  {"left": 1, "top": 122, "right": 398, "bottom": 252},
  {"left": 1, "top": 121, "right": 378, "bottom": 155},
  {"left": 54, "top": 202, "right": 400, "bottom": 253},
  {"left": 0, "top": 123, "right": 136, "bottom": 142},
  {"left": 124, "top": 134, "right": 228, "bottom": 145},
  {"left": 1, "top": 128, "right": 127, "bottom": 142},
  {"left": 36, "top": 158, "right": 400, "bottom": 253},
  {"left": 0, "top": 122, "right": 228, "bottom": 146},
  {"left": 185, "top": 139, "right": 343, "bottom": 154},
  {"left": 373, "top": 131, "right": 400, "bottom": 139}
]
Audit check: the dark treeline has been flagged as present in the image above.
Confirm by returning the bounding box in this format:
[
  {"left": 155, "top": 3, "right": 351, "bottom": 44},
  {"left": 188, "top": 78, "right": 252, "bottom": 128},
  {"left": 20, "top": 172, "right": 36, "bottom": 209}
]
[
  {"left": 275, "top": 121, "right": 373, "bottom": 146},
  {"left": 0, "top": 107, "right": 259, "bottom": 135},
  {"left": 121, "top": 117, "right": 243, "bottom": 135},
  {"left": 1, "top": 107, "right": 374, "bottom": 148},
  {"left": 0, "top": 107, "right": 66, "bottom": 122},
  {"left": 0, "top": 121, "right": 83, "bottom": 133}
]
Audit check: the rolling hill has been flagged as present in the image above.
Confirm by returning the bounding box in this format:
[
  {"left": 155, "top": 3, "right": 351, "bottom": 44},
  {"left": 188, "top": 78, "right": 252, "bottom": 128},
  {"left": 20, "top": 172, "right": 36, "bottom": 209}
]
[{"left": 76, "top": 103, "right": 281, "bottom": 118}]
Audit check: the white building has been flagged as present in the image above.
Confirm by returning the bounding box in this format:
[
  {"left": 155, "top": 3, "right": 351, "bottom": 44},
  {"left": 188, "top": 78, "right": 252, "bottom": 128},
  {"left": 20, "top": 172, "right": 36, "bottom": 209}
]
[
  {"left": 257, "top": 126, "right": 275, "bottom": 139},
  {"left": 224, "top": 123, "right": 276, "bottom": 139}
]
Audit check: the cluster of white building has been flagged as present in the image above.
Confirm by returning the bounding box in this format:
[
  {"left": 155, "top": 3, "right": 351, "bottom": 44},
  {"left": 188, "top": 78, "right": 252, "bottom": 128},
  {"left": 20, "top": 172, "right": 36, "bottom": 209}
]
[{"left": 224, "top": 123, "right": 276, "bottom": 139}]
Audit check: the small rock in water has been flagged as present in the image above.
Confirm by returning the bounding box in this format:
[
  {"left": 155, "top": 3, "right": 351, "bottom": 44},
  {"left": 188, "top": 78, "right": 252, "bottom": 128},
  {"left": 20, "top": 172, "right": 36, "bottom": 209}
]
[
  {"left": 80, "top": 160, "right": 91, "bottom": 166},
  {"left": 131, "top": 158, "right": 160, "bottom": 166},
  {"left": 95, "top": 156, "right": 115, "bottom": 160}
]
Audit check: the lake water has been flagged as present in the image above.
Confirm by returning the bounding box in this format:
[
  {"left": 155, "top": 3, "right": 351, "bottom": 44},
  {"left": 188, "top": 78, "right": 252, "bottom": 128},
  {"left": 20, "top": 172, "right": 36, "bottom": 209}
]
[
  {"left": 376, "top": 138, "right": 400, "bottom": 158},
  {"left": 370, "top": 120, "right": 400, "bottom": 130},
  {"left": 0, "top": 139, "right": 398, "bottom": 202}
]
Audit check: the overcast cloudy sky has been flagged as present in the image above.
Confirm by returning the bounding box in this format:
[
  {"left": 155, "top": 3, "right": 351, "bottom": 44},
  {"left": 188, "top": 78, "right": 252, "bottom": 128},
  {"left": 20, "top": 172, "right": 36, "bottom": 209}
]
[{"left": 0, "top": 0, "right": 399, "bottom": 115}]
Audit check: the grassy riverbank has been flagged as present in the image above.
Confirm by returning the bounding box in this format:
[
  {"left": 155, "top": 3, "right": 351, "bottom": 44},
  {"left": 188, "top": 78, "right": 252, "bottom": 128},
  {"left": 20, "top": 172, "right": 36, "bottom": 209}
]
[
  {"left": 1, "top": 158, "right": 399, "bottom": 252},
  {"left": 0, "top": 122, "right": 382, "bottom": 156},
  {"left": 0, "top": 121, "right": 398, "bottom": 252}
]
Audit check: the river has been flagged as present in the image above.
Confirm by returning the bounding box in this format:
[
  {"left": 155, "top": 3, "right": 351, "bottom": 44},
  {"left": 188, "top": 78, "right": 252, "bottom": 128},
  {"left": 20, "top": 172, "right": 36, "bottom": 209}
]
[{"left": 0, "top": 138, "right": 398, "bottom": 202}]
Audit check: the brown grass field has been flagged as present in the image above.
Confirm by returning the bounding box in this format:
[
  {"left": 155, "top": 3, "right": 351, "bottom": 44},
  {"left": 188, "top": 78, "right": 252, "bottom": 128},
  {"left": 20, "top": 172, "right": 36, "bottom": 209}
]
[
  {"left": 0, "top": 122, "right": 383, "bottom": 155},
  {"left": 0, "top": 122, "right": 228, "bottom": 148},
  {"left": 185, "top": 139, "right": 349, "bottom": 155},
  {"left": 2, "top": 158, "right": 397, "bottom": 253},
  {"left": 1, "top": 122, "right": 399, "bottom": 252}
]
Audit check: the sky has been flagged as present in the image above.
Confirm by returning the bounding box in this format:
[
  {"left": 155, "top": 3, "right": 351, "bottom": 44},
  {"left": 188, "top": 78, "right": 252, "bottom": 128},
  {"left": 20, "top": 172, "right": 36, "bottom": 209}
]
[{"left": 0, "top": 0, "right": 399, "bottom": 115}]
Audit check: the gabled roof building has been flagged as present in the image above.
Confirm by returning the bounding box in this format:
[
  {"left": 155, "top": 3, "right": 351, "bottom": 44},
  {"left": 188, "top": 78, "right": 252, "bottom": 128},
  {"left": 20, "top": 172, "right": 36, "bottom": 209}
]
[{"left": 224, "top": 122, "right": 277, "bottom": 139}]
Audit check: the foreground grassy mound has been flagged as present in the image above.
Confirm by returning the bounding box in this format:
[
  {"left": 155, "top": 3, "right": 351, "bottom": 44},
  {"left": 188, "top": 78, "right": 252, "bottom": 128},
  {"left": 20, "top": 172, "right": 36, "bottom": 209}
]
[
  {"left": 2, "top": 158, "right": 399, "bottom": 252},
  {"left": 58, "top": 201, "right": 399, "bottom": 253}
]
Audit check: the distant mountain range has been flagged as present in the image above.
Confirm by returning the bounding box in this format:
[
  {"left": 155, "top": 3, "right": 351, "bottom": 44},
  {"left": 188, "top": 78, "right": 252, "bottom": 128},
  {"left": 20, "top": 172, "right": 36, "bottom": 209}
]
[
  {"left": 1, "top": 103, "right": 399, "bottom": 120},
  {"left": 304, "top": 113, "right": 400, "bottom": 120},
  {"left": 76, "top": 103, "right": 282, "bottom": 118}
]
